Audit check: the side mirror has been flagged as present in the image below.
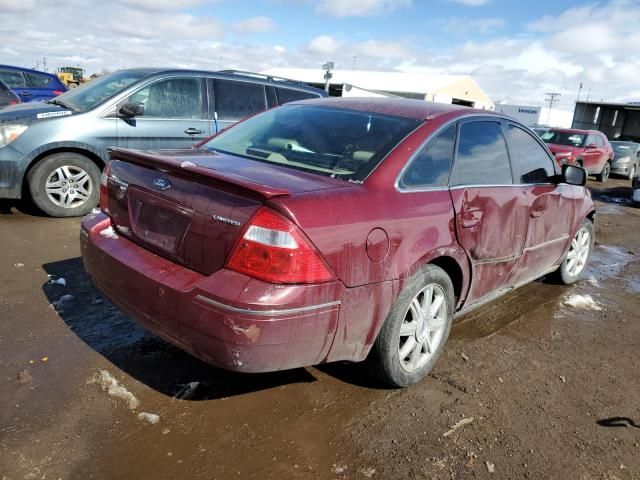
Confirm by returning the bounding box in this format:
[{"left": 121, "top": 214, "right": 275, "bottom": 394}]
[
  {"left": 119, "top": 101, "right": 145, "bottom": 118},
  {"left": 562, "top": 164, "right": 587, "bottom": 186},
  {"left": 585, "top": 143, "right": 597, "bottom": 149}
]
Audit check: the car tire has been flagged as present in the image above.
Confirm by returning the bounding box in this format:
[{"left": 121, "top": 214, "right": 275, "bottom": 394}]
[
  {"left": 27, "top": 153, "right": 101, "bottom": 217},
  {"left": 368, "top": 264, "right": 454, "bottom": 387},
  {"left": 551, "top": 219, "right": 594, "bottom": 285},
  {"left": 596, "top": 161, "right": 610, "bottom": 183},
  {"left": 627, "top": 164, "right": 637, "bottom": 181}
]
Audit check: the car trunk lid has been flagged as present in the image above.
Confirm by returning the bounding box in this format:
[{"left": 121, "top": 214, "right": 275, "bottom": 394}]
[{"left": 103, "top": 148, "right": 349, "bottom": 276}]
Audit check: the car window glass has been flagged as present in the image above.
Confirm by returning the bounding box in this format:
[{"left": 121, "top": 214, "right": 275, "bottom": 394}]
[
  {"left": 455, "top": 121, "right": 512, "bottom": 185},
  {"left": 25, "top": 72, "right": 51, "bottom": 88},
  {"left": 213, "top": 79, "right": 266, "bottom": 121},
  {"left": 399, "top": 124, "right": 455, "bottom": 189},
  {"left": 128, "top": 77, "right": 205, "bottom": 119},
  {"left": 595, "top": 136, "right": 604, "bottom": 147},
  {"left": 275, "top": 87, "right": 318, "bottom": 105},
  {"left": 0, "top": 70, "right": 26, "bottom": 88},
  {"left": 506, "top": 125, "right": 555, "bottom": 184}
]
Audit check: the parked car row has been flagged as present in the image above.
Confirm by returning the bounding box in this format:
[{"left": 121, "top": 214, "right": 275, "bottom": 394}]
[{"left": 0, "top": 68, "right": 326, "bottom": 216}]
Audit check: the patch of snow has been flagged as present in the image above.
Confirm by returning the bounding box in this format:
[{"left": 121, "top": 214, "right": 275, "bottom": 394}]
[
  {"left": 181, "top": 161, "right": 196, "bottom": 168},
  {"left": 563, "top": 294, "right": 602, "bottom": 311},
  {"left": 586, "top": 276, "right": 599, "bottom": 286},
  {"left": 99, "top": 226, "right": 118, "bottom": 239},
  {"left": 443, "top": 417, "right": 474, "bottom": 437},
  {"left": 89, "top": 370, "right": 140, "bottom": 410},
  {"left": 117, "top": 225, "right": 131, "bottom": 235},
  {"left": 14, "top": 263, "right": 24, "bottom": 268},
  {"left": 137, "top": 412, "right": 160, "bottom": 424},
  {"left": 92, "top": 208, "right": 101, "bottom": 214},
  {"left": 49, "top": 278, "right": 67, "bottom": 286},
  {"left": 332, "top": 465, "right": 347, "bottom": 474}
]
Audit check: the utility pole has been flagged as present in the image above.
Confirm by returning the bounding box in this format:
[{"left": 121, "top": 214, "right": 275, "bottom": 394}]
[
  {"left": 545, "top": 92, "right": 561, "bottom": 125},
  {"left": 577, "top": 82, "right": 583, "bottom": 103},
  {"left": 322, "top": 61, "right": 334, "bottom": 93},
  {"left": 42, "top": 57, "right": 47, "bottom": 72}
]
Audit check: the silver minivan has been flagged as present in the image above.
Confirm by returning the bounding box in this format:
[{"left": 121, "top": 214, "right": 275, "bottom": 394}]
[{"left": 0, "top": 68, "right": 325, "bottom": 216}]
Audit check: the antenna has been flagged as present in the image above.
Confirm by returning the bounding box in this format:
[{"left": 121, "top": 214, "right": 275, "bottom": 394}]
[{"left": 545, "top": 92, "right": 561, "bottom": 125}]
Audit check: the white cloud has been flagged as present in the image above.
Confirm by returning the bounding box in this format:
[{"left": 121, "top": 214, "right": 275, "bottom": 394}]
[
  {"left": 315, "top": 0, "right": 411, "bottom": 17},
  {"left": 108, "top": 10, "right": 224, "bottom": 39},
  {"left": 233, "top": 16, "right": 276, "bottom": 33},
  {"left": 0, "top": 0, "right": 34, "bottom": 11},
  {"left": 305, "top": 35, "right": 341, "bottom": 55},
  {"left": 114, "top": 0, "right": 213, "bottom": 10}
]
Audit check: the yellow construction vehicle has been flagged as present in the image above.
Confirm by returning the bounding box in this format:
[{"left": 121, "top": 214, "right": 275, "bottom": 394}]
[{"left": 56, "top": 67, "right": 86, "bottom": 88}]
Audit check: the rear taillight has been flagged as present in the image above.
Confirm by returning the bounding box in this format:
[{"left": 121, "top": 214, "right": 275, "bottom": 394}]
[
  {"left": 226, "top": 208, "right": 334, "bottom": 284},
  {"left": 52, "top": 90, "right": 64, "bottom": 96},
  {"left": 9, "top": 100, "right": 18, "bottom": 105},
  {"left": 99, "top": 162, "right": 112, "bottom": 213}
]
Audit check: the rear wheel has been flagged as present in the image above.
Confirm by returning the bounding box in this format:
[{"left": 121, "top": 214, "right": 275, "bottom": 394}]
[
  {"left": 27, "top": 153, "right": 101, "bottom": 217},
  {"left": 551, "top": 220, "right": 594, "bottom": 284},
  {"left": 368, "top": 264, "right": 454, "bottom": 387},
  {"left": 596, "top": 161, "right": 610, "bottom": 183}
]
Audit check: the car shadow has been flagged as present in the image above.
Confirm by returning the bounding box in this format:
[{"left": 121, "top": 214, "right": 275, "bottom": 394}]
[
  {"left": 0, "top": 198, "right": 47, "bottom": 216},
  {"left": 588, "top": 184, "right": 637, "bottom": 208},
  {"left": 42, "top": 257, "right": 318, "bottom": 401}
]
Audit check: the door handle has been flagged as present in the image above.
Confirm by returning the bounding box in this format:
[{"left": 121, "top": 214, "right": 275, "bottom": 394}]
[{"left": 184, "top": 128, "right": 204, "bottom": 135}]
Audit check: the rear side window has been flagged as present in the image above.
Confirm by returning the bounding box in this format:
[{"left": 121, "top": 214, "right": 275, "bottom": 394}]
[
  {"left": 454, "top": 121, "right": 512, "bottom": 185},
  {"left": 128, "top": 77, "right": 206, "bottom": 119},
  {"left": 275, "top": 87, "right": 319, "bottom": 105},
  {"left": 399, "top": 124, "right": 455, "bottom": 189},
  {"left": 506, "top": 125, "right": 555, "bottom": 183},
  {"left": 25, "top": 72, "right": 52, "bottom": 87},
  {"left": 0, "top": 70, "right": 26, "bottom": 88},
  {"left": 595, "top": 135, "right": 604, "bottom": 147},
  {"left": 213, "top": 79, "right": 267, "bottom": 121}
]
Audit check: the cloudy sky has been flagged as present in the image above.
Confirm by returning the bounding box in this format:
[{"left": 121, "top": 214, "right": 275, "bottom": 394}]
[{"left": 1, "top": 0, "right": 639, "bottom": 109}]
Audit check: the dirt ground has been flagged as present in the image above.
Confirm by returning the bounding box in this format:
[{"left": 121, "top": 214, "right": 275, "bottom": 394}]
[{"left": 1, "top": 178, "right": 639, "bottom": 480}]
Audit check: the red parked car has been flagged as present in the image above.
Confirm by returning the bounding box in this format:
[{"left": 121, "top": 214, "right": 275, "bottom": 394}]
[
  {"left": 81, "top": 98, "right": 595, "bottom": 387},
  {"left": 541, "top": 128, "right": 613, "bottom": 182}
]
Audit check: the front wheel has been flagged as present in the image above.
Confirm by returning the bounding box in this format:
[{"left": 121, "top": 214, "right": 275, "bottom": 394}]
[
  {"left": 368, "top": 265, "right": 454, "bottom": 387},
  {"left": 27, "top": 153, "right": 101, "bottom": 217},
  {"left": 596, "top": 161, "right": 610, "bottom": 183},
  {"left": 551, "top": 220, "right": 594, "bottom": 284},
  {"left": 627, "top": 164, "right": 637, "bottom": 181}
]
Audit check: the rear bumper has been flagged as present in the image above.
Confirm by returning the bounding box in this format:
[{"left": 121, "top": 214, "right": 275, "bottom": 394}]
[{"left": 80, "top": 213, "right": 342, "bottom": 372}]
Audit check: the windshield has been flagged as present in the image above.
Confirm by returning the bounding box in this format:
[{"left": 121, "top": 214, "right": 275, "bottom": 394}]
[
  {"left": 540, "top": 130, "right": 586, "bottom": 147},
  {"left": 611, "top": 142, "right": 636, "bottom": 154},
  {"left": 52, "top": 70, "right": 151, "bottom": 112},
  {"left": 200, "top": 105, "right": 421, "bottom": 182}
]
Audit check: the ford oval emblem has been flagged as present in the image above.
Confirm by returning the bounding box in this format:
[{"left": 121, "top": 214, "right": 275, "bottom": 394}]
[{"left": 152, "top": 178, "right": 172, "bottom": 191}]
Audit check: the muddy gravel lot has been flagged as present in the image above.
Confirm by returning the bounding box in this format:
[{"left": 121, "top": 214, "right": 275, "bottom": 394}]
[{"left": 1, "top": 178, "right": 639, "bottom": 480}]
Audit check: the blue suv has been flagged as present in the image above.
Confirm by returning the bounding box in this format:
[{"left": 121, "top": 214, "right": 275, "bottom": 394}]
[{"left": 0, "top": 65, "right": 67, "bottom": 103}]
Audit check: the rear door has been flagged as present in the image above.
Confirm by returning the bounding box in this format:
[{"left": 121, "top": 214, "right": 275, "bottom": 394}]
[
  {"left": 23, "top": 71, "right": 63, "bottom": 101},
  {"left": 116, "top": 76, "right": 210, "bottom": 150},
  {"left": 583, "top": 134, "right": 601, "bottom": 173},
  {"left": 504, "top": 124, "right": 574, "bottom": 284},
  {"left": 449, "top": 118, "right": 528, "bottom": 304},
  {"left": 209, "top": 78, "right": 268, "bottom": 132}
]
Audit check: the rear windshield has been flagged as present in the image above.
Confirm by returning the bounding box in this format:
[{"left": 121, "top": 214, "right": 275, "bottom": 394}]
[
  {"left": 200, "top": 105, "right": 421, "bottom": 182},
  {"left": 541, "top": 130, "right": 585, "bottom": 147}
]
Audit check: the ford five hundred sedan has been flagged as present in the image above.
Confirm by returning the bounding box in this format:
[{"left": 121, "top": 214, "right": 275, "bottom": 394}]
[{"left": 81, "top": 98, "right": 595, "bottom": 387}]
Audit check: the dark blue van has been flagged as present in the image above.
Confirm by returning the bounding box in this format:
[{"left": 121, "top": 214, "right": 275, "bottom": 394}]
[{"left": 0, "top": 65, "right": 67, "bottom": 103}]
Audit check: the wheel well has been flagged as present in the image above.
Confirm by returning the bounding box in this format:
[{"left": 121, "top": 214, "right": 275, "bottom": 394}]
[
  {"left": 587, "top": 210, "right": 596, "bottom": 223},
  {"left": 22, "top": 148, "right": 105, "bottom": 196},
  {"left": 429, "top": 256, "right": 463, "bottom": 303}
]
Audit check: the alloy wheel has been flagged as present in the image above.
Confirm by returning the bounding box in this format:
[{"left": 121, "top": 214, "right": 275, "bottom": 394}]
[
  {"left": 45, "top": 165, "right": 93, "bottom": 209},
  {"left": 566, "top": 227, "right": 591, "bottom": 277},
  {"left": 398, "top": 284, "right": 447, "bottom": 372}
]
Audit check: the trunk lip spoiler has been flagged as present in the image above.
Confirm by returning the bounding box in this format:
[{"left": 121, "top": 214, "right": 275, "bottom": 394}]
[{"left": 108, "top": 147, "right": 293, "bottom": 200}]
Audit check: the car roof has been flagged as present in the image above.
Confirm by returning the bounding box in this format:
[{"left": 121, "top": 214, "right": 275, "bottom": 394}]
[
  {"left": 0, "top": 64, "right": 59, "bottom": 77},
  {"left": 118, "top": 68, "right": 324, "bottom": 94},
  {"left": 288, "top": 96, "right": 498, "bottom": 120}
]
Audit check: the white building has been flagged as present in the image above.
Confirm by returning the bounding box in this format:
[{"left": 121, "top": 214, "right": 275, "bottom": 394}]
[
  {"left": 261, "top": 68, "right": 494, "bottom": 110},
  {"left": 495, "top": 103, "right": 573, "bottom": 128}
]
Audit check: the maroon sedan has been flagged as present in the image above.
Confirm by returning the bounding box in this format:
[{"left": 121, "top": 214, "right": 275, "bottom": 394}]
[{"left": 81, "top": 98, "right": 595, "bottom": 387}]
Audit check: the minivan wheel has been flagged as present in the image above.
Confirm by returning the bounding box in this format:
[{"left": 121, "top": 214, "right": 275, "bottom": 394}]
[
  {"left": 27, "top": 153, "right": 101, "bottom": 217},
  {"left": 596, "top": 162, "right": 610, "bottom": 183},
  {"left": 552, "top": 220, "right": 594, "bottom": 285},
  {"left": 368, "top": 264, "right": 454, "bottom": 387},
  {"left": 627, "top": 164, "right": 636, "bottom": 181}
]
